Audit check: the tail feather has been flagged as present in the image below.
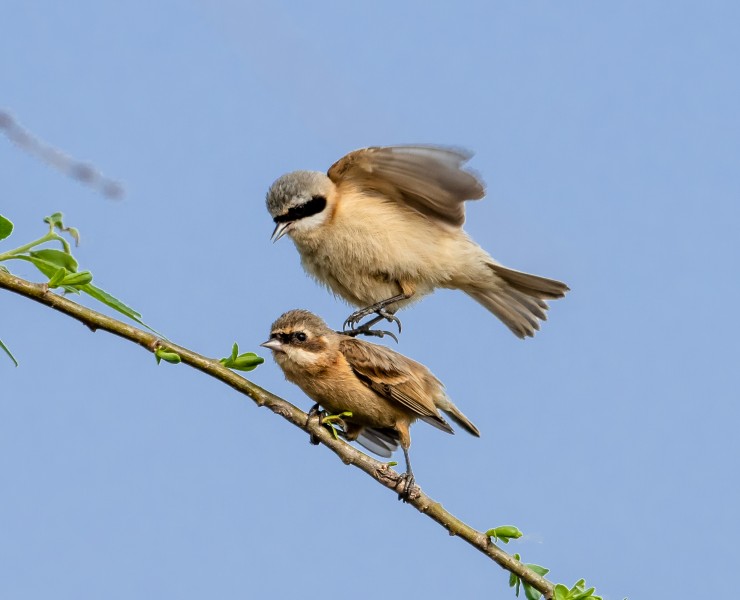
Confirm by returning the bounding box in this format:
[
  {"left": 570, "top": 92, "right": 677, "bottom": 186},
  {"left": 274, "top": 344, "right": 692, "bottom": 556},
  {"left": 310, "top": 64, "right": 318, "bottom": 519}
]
[
  {"left": 490, "top": 263, "right": 569, "bottom": 300},
  {"left": 354, "top": 427, "right": 399, "bottom": 458},
  {"left": 467, "top": 263, "right": 569, "bottom": 338},
  {"left": 503, "top": 288, "right": 549, "bottom": 321},
  {"left": 435, "top": 394, "right": 480, "bottom": 437},
  {"left": 469, "top": 289, "right": 540, "bottom": 338}
]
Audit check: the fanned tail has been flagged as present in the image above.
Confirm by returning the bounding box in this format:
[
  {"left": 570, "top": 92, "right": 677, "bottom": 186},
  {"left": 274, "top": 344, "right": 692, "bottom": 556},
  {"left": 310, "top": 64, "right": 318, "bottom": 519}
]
[{"left": 467, "top": 264, "right": 569, "bottom": 339}]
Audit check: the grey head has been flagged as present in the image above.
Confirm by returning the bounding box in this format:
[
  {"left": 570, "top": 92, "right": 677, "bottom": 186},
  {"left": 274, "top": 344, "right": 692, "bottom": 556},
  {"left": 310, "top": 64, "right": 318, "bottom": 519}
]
[{"left": 266, "top": 171, "right": 334, "bottom": 242}]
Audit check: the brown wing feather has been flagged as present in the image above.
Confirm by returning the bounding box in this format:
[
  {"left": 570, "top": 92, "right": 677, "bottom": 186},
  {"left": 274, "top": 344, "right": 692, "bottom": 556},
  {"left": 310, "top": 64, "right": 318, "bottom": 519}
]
[
  {"left": 327, "top": 145, "right": 485, "bottom": 228},
  {"left": 338, "top": 337, "right": 453, "bottom": 434}
]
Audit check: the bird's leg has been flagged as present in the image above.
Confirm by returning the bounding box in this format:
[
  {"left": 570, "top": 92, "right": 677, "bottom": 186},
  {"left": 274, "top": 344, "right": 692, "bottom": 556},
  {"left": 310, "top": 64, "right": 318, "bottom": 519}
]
[
  {"left": 305, "top": 403, "right": 323, "bottom": 445},
  {"left": 342, "top": 293, "right": 412, "bottom": 336},
  {"left": 397, "top": 446, "right": 416, "bottom": 502}
]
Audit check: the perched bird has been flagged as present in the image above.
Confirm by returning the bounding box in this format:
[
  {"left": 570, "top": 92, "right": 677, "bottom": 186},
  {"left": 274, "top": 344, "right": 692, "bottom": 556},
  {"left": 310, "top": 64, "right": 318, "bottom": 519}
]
[
  {"left": 260, "top": 309, "right": 480, "bottom": 499},
  {"left": 266, "top": 145, "right": 569, "bottom": 338}
]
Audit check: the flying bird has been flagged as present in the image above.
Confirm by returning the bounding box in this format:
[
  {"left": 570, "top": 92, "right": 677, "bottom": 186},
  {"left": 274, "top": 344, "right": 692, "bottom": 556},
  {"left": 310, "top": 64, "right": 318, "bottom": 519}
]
[
  {"left": 261, "top": 309, "right": 480, "bottom": 499},
  {"left": 266, "top": 145, "right": 569, "bottom": 338}
]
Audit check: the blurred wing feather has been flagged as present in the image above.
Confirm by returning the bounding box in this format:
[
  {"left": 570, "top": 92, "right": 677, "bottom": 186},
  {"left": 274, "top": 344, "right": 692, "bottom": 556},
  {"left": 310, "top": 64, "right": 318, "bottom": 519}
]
[{"left": 327, "top": 145, "right": 485, "bottom": 228}]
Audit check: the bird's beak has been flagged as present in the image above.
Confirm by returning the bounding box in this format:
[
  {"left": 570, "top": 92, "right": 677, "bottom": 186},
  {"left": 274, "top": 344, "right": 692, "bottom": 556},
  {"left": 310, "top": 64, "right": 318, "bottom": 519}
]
[
  {"left": 271, "top": 222, "right": 291, "bottom": 243},
  {"left": 260, "top": 339, "right": 284, "bottom": 352}
]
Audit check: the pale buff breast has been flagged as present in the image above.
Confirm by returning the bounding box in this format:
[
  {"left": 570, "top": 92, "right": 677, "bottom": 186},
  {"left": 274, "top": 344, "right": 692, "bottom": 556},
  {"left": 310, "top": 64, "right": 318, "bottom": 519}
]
[{"left": 290, "top": 191, "right": 490, "bottom": 307}]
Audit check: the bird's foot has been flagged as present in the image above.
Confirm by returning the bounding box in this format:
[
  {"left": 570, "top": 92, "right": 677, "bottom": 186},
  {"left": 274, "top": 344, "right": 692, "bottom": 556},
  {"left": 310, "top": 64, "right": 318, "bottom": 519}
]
[
  {"left": 338, "top": 324, "right": 398, "bottom": 343},
  {"left": 305, "top": 403, "right": 324, "bottom": 445},
  {"left": 342, "top": 304, "right": 401, "bottom": 333},
  {"left": 342, "top": 294, "right": 410, "bottom": 335},
  {"left": 397, "top": 472, "right": 417, "bottom": 503}
]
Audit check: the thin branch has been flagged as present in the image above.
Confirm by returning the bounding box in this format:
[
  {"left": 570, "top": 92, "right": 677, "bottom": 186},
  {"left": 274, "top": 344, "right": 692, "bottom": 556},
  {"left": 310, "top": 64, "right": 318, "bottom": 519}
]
[{"left": 0, "top": 269, "right": 554, "bottom": 599}]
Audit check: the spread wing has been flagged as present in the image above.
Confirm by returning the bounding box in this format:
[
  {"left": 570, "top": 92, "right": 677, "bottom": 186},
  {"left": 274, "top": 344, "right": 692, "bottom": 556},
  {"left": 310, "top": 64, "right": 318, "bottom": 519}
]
[
  {"left": 327, "top": 145, "right": 485, "bottom": 228},
  {"left": 339, "top": 337, "right": 453, "bottom": 434}
]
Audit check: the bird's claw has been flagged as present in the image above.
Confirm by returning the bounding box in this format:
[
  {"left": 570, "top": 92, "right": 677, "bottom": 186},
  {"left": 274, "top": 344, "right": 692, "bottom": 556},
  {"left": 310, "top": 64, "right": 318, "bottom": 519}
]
[
  {"left": 305, "top": 403, "right": 324, "bottom": 446},
  {"left": 338, "top": 327, "right": 399, "bottom": 343},
  {"left": 342, "top": 309, "right": 374, "bottom": 332},
  {"left": 397, "top": 472, "right": 416, "bottom": 503},
  {"left": 343, "top": 306, "right": 403, "bottom": 337},
  {"left": 377, "top": 309, "right": 402, "bottom": 333}
]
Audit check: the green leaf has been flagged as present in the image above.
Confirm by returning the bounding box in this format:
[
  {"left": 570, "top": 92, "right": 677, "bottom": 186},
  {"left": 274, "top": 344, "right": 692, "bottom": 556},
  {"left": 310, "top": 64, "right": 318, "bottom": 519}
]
[
  {"left": 485, "top": 525, "right": 523, "bottom": 543},
  {"left": 60, "top": 270, "right": 93, "bottom": 287},
  {"left": 12, "top": 255, "right": 77, "bottom": 293},
  {"left": 47, "top": 267, "right": 68, "bottom": 288},
  {"left": 44, "top": 212, "right": 65, "bottom": 229},
  {"left": 1, "top": 338, "right": 18, "bottom": 367},
  {"left": 522, "top": 582, "right": 542, "bottom": 600},
  {"left": 219, "top": 347, "right": 265, "bottom": 372},
  {"left": 0, "top": 214, "right": 13, "bottom": 241},
  {"left": 554, "top": 579, "right": 599, "bottom": 600},
  {"left": 7, "top": 239, "right": 159, "bottom": 335},
  {"left": 525, "top": 564, "right": 550, "bottom": 577},
  {"left": 520, "top": 563, "right": 551, "bottom": 600},
  {"left": 29, "top": 249, "right": 78, "bottom": 272},
  {"left": 231, "top": 353, "right": 264, "bottom": 371},
  {"left": 66, "top": 227, "right": 81, "bottom": 246},
  {"left": 21, "top": 255, "right": 85, "bottom": 294},
  {"left": 42, "top": 213, "right": 79, "bottom": 246},
  {"left": 78, "top": 284, "right": 163, "bottom": 336},
  {"left": 386, "top": 461, "right": 398, "bottom": 467},
  {"left": 553, "top": 584, "right": 569, "bottom": 600},
  {"left": 512, "top": 554, "right": 521, "bottom": 596},
  {"left": 80, "top": 283, "right": 141, "bottom": 319},
  {"left": 16, "top": 255, "right": 57, "bottom": 279},
  {"left": 155, "top": 348, "right": 181, "bottom": 364}
]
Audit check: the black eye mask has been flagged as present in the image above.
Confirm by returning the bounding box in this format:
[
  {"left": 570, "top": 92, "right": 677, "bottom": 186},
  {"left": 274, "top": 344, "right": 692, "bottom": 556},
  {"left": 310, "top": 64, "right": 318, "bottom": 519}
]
[
  {"left": 274, "top": 332, "right": 306, "bottom": 344},
  {"left": 273, "top": 195, "right": 327, "bottom": 224}
]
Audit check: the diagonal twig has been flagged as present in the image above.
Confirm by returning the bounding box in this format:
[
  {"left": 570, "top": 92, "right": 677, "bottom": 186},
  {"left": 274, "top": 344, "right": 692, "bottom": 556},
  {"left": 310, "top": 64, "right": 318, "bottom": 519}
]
[{"left": 0, "top": 269, "right": 554, "bottom": 598}]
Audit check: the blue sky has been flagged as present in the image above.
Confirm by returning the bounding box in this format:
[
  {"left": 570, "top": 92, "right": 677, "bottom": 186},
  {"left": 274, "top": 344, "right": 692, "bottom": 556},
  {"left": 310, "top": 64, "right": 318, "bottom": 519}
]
[{"left": 2, "top": 2, "right": 738, "bottom": 598}]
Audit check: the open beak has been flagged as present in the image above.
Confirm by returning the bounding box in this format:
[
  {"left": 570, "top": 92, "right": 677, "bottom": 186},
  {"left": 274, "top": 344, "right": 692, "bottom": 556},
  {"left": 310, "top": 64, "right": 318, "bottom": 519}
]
[
  {"left": 260, "top": 339, "right": 284, "bottom": 352},
  {"left": 270, "top": 222, "right": 291, "bottom": 243}
]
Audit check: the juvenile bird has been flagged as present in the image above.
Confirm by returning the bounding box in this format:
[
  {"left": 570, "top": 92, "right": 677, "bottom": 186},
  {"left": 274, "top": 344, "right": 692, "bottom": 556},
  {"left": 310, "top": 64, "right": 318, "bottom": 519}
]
[
  {"left": 260, "top": 309, "right": 480, "bottom": 499},
  {"left": 266, "top": 145, "right": 569, "bottom": 338}
]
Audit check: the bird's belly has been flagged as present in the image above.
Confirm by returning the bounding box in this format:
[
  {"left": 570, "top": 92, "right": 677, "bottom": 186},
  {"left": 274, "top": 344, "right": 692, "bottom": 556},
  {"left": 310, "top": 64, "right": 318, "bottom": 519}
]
[
  {"left": 295, "top": 227, "right": 441, "bottom": 308},
  {"left": 303, "top": 378, "right": 404, "bottom": 430}
]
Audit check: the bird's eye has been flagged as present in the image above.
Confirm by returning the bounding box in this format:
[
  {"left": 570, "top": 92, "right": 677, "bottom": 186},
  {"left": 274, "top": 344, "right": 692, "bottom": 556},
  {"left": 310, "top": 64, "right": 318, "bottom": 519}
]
[
  {"left": 294, "top": 332, "right": 307, "bottom": 342},
  {"left": 270, "top": 333, "right": 278, "bottom": 339}
]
